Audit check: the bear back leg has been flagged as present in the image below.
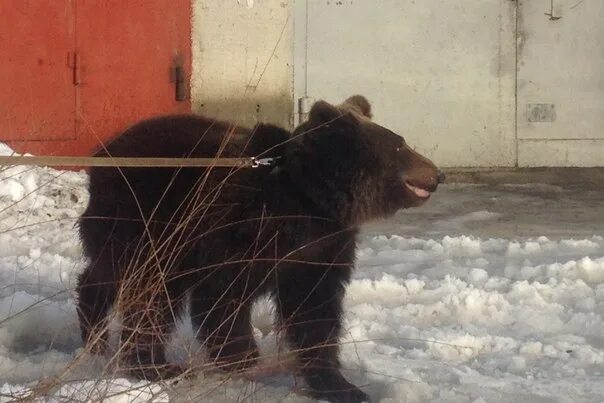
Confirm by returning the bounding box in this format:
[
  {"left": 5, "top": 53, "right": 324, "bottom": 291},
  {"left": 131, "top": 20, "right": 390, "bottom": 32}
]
[
  {"left": 190, "top": 279, "right": 259, "bottom": 373},
  {"left": 76, "top": 261, "right": 116, "bottom": 355},
  {"left": 118, "top": 276, "right": 186, "bottom": 381}
]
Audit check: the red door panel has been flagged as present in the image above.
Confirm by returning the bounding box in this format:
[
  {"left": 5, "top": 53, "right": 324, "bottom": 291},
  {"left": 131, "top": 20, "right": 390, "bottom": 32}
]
[
  {"left": 1, "top": 1, "right": 191, "bottom": 156},
  {"left": 75, "top": 0, "right": 191, "bottom": 154},
  {"left": 0, "top": 1, "right": 76, "bottom": 144}
]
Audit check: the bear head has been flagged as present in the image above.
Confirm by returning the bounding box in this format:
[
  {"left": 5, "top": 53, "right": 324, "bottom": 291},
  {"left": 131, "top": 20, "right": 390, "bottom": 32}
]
[{"left": 283, "top": 95, "right": 443, "bottom": 226}]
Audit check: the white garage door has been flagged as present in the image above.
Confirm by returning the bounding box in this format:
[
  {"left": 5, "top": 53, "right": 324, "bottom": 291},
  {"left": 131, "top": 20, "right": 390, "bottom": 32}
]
[{"left": 517, "top": 0, "right": 604, "bottom": 167}]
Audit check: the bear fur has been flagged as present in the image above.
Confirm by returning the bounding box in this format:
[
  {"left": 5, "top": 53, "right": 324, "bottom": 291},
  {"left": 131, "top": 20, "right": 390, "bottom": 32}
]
[{"left": 77, "top": 96, "right": 442, "bottom": 403}]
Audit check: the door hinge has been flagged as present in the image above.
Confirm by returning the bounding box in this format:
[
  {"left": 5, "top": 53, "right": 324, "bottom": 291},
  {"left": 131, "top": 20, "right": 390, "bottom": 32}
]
[
  {"left": 544, "top": 0, "right": 562, "bottom": 20},
  {"left": 170, "top": 55, "right": 187, "bottom": 102},
  {"left": 67, "top": 52, "right": 80, "bottom": 86}
]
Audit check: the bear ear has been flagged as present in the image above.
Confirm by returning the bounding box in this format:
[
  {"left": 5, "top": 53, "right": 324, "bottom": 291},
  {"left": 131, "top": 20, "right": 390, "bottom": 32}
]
[
  {"left": 341, "top": 95, "right": 372, "bottom": 119},
  {"left": 308, "top": 100, "right": 343, "bottom": 122}
]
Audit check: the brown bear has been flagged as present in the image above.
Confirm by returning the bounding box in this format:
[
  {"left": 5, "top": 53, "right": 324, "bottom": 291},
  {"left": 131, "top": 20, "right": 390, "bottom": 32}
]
[{"left": 76, "top": 95, "right": 443, "bottom": 403}]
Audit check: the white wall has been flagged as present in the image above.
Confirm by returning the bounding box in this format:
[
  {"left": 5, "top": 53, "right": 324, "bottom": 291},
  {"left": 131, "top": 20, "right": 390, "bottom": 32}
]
[{"left": 191, "top": 0, "right": 293, "bottom": 129}]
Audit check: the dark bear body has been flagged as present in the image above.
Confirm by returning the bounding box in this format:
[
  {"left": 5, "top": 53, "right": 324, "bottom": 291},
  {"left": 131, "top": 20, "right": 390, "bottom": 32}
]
[{"left": 77, "top": 96, "right": 442, "bottom": 403}]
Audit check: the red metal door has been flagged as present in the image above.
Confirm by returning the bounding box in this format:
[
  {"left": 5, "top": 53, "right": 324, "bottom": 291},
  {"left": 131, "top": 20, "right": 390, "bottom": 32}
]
[
  {"left": 75, "top": 0, "right": 191, "bottom": 155},
  {"left": 0, "top": 1, "right": 76, "bottom": 145},
  {"left": 1, "top": 1, "right": 191, "bottom": 156}
]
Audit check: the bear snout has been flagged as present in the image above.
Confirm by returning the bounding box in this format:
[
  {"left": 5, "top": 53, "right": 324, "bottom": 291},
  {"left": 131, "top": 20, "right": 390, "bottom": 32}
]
[{"left": 401, "top": 149, "right": 441, "bottom": 195}]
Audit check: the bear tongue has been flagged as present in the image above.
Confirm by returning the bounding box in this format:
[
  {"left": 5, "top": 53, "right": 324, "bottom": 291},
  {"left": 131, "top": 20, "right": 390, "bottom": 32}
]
[{"left": 405, "top": 182, "right": 430, "bottom": 198}]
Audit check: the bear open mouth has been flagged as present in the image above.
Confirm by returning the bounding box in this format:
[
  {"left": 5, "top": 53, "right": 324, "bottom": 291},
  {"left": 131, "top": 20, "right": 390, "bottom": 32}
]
[{"left": 404, "top": 181, "right": 431, "bottom": 199}]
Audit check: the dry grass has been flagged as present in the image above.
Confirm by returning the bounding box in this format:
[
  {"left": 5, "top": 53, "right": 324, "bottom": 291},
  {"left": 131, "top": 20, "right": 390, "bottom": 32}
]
[{"left": 0, "top": 121, "right": 341, "bottom": 402}]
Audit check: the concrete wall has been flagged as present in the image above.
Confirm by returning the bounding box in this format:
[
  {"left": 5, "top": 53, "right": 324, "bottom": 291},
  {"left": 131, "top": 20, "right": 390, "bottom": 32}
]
[{"left": 191, "top": 0, "right": 293, "bottom": 129}]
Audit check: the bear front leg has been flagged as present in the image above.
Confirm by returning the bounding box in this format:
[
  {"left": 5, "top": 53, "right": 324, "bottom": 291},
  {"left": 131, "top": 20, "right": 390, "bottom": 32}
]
[{"left": 276, "top": 267, "right": 370, "bottom": 403}]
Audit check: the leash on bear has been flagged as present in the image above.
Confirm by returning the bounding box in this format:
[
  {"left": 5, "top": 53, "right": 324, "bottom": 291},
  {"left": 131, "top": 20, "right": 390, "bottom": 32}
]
[{"left": 0, "top": 155, "right": 281, "bottom": 168}]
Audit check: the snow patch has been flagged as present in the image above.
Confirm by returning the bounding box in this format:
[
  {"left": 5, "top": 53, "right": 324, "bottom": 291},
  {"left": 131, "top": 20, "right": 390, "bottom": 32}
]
[{"left": 0, "top": 152, "right": 603, "bottom": 401}]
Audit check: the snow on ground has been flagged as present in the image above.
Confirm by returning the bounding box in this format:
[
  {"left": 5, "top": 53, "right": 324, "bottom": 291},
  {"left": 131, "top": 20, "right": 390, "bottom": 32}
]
[{"left": 0, "top": 147, "right": 603, "bottom": 402}]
